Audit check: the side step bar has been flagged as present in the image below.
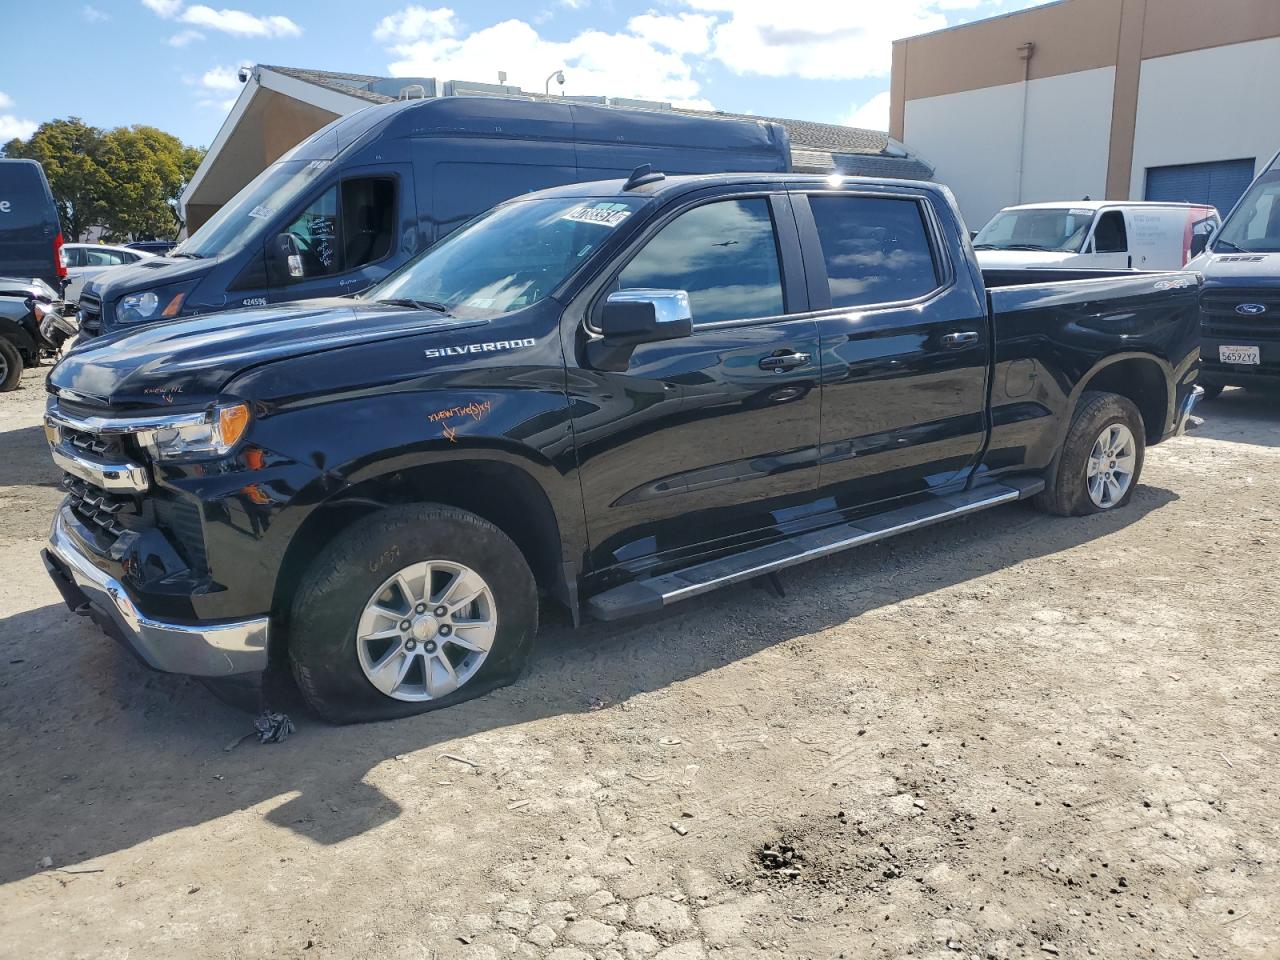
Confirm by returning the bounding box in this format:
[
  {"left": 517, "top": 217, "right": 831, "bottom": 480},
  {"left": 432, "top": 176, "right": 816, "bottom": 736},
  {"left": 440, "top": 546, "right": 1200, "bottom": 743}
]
[{"left": 585, "top": 477, "right": 1044, "bottom": 621}]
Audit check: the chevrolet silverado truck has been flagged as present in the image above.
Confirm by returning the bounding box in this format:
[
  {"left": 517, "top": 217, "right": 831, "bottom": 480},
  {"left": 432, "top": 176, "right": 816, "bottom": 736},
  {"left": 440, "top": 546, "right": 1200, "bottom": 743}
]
[{"left": 42, "top": 172, "right": 1204, "bottom": 723}]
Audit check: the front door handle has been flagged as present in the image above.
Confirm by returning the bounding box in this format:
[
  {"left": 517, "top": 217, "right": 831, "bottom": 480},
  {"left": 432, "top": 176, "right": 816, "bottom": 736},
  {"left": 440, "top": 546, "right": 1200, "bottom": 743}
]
[
  {"left": 941, "top": 331, "right": 979, "bottom": 349},
  {"left": 759, "top": 350, "right": 812, "bottom": 372}
]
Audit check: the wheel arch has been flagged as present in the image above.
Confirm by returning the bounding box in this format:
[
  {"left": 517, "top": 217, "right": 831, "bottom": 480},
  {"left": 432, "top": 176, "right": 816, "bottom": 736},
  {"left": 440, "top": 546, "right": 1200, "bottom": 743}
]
[
  {"left": 1071, "top": 353, "right": 1173, "bottom": 445},
  {"left": 269, "top": 454, "right": 571, "bottom": 658}
]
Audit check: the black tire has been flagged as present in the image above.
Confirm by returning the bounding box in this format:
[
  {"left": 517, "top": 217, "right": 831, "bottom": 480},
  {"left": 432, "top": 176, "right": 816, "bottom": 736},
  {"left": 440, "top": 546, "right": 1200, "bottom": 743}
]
[
  {"left": 1034, "top": 391, "right": 1146, "bottom": 517},
  {"left": 0, "top": 338, "right": 22, "bottom": 392},
  {"left": 1199, "top": 383, "right": 1225, "bottom": 401},
  {"left": 288, "top": 504, "right": 538, "bottom": 724}
]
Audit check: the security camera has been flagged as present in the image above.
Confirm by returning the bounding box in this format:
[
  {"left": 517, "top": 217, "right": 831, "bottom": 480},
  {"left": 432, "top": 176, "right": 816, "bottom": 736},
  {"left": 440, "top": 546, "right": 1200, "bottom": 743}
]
[
  {"left": 555, "top": 70, "right": 565, "bottom": 86},
  {"left": 238, "top": 66, "right": 251, "bottom": 83}
]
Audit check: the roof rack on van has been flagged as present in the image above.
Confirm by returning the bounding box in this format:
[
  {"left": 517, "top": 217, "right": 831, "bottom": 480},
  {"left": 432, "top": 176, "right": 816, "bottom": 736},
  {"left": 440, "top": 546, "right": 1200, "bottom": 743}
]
[{"left": 623, "top": 164, "right": 666, "bottom": 191}]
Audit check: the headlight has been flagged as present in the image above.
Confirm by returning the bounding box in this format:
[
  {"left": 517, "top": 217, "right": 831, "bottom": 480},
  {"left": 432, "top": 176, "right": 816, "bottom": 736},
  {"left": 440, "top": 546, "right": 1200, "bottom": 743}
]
[
  {"left": 117, "top": 282, "right": 195, "bottom": 324},
  {"left": 137, "top": 402, "right": 251, "bottom": 461}
]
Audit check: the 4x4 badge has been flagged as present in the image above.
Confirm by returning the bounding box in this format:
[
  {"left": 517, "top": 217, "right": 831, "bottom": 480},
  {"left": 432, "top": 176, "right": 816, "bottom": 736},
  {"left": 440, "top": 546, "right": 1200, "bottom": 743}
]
[{"left": 1236, "top": 303, "right": 1267, "bottom": 315}]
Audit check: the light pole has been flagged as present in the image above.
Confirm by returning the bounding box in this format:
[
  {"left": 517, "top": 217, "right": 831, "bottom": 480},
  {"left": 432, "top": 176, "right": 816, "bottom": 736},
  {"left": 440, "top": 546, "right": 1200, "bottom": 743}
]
[{"left": 545, "top": 70, "right": 565, "bottom": 95}]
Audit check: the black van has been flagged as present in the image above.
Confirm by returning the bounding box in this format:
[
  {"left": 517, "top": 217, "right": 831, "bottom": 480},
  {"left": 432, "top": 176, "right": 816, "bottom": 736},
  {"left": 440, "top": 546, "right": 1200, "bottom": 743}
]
[
  {"left": 0, "top": 159, "right": 65, "bottom": 290},
  {"left": 77, "top": 96, "right": 791, "bottom": 339}
]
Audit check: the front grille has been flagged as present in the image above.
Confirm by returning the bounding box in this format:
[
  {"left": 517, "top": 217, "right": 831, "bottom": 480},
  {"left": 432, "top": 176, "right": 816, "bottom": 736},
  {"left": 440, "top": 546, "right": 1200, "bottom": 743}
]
[
  {"left": 78, "top": 292, "right": 102, "bottom": 335},
  {"left": 63, "top": 475, "right": 136, "bottom": 539},
  {"left": 1201, "top": 289, "right": 1280, "bottom": 339}
]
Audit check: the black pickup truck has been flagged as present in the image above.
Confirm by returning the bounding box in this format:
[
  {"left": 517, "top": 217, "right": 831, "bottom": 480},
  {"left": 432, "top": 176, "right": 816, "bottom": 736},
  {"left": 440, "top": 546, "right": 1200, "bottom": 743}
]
[{"left": 42, "top": 172, "right": 1203, "bottom": 722}]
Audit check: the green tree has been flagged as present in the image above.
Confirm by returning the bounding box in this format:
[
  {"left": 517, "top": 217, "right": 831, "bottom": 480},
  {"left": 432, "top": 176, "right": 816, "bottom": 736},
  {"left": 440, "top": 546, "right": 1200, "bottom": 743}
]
[
  {"left": 3, "top": 119, "right": 204, "bottom": 241},
  {"left": 3, "top": 118, "right": 105, "bottom": 241},
  {"left": 97, "top": 126, "right": 204, "bottom": 240}
]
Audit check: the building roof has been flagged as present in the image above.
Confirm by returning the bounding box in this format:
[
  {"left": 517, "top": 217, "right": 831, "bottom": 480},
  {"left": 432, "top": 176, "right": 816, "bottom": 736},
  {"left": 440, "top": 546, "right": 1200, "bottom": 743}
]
[{"left": 262, "top": 64, "right": 934, "bottom": 179}]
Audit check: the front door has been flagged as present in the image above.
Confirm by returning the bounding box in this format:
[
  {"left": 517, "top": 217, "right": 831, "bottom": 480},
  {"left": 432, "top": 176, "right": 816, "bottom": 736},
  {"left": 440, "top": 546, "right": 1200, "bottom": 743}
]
[
  {"left": 792, "top": 189, "right": 990, "bottom": 510},
  {"left": 568, "top": 192, "right": 823, "bottom": 575},
  {"left": 267, "top": 164, "right": 414, "bottom": 303},
  {"left": 1081, "top": 209, "right": 1131, "bottom": 269}
]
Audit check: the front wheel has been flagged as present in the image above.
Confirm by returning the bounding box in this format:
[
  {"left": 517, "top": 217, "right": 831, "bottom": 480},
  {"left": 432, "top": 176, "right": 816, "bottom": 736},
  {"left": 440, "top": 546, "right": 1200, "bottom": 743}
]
[
  {"left": 1035, "top": 391, "right": 1146, "bottom": 517},
  {"left": 289, "top": 504, "right": 538, "bottom": 724}
]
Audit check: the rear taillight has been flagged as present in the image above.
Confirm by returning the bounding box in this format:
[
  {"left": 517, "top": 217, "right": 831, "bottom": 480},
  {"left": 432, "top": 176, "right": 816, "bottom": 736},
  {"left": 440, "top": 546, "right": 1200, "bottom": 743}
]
[{"left": 53, "top": 232, "right": 67, "bottom": 278}]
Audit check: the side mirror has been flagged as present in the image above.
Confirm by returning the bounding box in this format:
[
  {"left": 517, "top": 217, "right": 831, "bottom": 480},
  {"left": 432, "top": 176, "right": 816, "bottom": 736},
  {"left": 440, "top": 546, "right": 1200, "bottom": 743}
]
[
  {"left": 589, "top": 289, "right": 693, "bottom": 371},
  {"left": 1190, "top": 232, "right": 1211, "bottom": 258},
  {"left": 271, "top": 233, "right": 304, "bottom": 279}
]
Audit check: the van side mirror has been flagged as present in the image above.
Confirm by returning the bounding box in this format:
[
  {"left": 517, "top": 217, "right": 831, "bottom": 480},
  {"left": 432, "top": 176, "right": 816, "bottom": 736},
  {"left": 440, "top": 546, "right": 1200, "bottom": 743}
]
[
  {"left": 588, "top": 289, "right": 693, "bottom": 371},
  {"left": 1190, "top": 231, "right": 1212, "bottom": 258},
  {"left": 270, "top": 233, "right": 304, "bottom": 279}
]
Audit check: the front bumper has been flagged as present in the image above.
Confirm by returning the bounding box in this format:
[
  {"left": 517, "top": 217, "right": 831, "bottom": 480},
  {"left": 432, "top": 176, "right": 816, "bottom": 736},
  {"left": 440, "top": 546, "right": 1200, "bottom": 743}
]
[{"left": 43, "top": 509, "right": 269, "bottom": 677}]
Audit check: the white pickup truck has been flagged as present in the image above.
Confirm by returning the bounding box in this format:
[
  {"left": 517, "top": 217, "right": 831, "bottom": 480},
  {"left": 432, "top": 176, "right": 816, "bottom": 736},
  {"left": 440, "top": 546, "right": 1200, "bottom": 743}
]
[{"left": 974, "top": 200, "right": 1220, "bottom": 272}]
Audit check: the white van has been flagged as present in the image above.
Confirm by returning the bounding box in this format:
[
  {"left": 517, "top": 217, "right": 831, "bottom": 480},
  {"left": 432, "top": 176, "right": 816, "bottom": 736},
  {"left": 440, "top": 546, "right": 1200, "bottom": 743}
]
[{"left": 973, "top": 201, "right": 1220, "bottom": 271}]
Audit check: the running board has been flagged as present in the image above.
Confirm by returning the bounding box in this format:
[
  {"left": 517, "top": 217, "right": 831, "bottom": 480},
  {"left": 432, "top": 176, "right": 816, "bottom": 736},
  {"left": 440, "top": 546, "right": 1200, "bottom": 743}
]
[{"left": 585, "top": 477, "right": 1044, "bottom": 621}]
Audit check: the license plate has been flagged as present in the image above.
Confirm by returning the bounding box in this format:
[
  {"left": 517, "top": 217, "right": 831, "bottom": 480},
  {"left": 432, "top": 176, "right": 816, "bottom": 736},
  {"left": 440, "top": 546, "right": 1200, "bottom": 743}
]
[{"left": 1219, "top": 345, "right": 1260, "bottom": 365}]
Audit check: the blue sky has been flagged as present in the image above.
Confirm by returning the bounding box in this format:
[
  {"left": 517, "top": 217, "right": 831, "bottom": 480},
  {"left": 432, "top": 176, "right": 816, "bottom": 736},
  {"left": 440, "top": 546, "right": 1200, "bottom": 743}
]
[{"left": 1, "top": 0, "right": 1052, "bottom": 149}]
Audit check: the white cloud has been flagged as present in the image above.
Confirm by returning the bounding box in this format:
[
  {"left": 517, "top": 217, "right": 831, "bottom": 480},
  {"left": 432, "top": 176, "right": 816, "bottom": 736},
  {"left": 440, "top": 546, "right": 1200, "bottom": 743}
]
[
  {"left": 373, "top": 5, "right": 456, "bottom": 43},
  {"left": 181, "top": 6, "right": 301, "bottom": 38},
  {"left": 83, "top": 5, "right": 110, "bottom": 22},
  {"left": 0, "top": 93, "right": 36, "bottom": 142},
  {"left": 0, "top": 115, "right": 38, "bottom": 142},
  {"left": 379, "top": 7, "right": 712, "bottom": 109},
  {"left": 200, "top": 64, "right": 248, "bottom": 91},
  {"left": 141, "top": 0, "right": 182, "bottom": 16},
  {"left": 844, "top": 90, "right": 891, "bottom": 130},
  {"left": 169, "top": 28, "right": 205, "bottom": 46},
  {"left": 627, "top": 12, "right": 715, "bottom": 55}
]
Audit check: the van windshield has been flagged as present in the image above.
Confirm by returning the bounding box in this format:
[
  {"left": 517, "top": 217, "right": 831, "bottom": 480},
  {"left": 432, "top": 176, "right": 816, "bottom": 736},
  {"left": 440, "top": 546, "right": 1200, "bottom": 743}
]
[
  {"left": 173, "top": 159, "right": 331, "bottom": 259},
  {"left": 973, "top": 208, "right": 1095, "bottom": 252},
  {"left": 366, "top": 196, "right": 646, "bottom": 318},
  {"left": 1215, "top": 168, "right": 1280, "bottom": 253}
]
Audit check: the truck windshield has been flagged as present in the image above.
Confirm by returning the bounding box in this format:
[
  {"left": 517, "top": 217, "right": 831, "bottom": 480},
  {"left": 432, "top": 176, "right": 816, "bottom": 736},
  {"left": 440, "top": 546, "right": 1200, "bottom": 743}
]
[
  {"left": 1215, "top": 168, "right": 1280, "bottom": 253},
  {"left": 973, "top": 208, "right": 1094, "bottom": 252},
  {"left": 173, "top": 159, "right": 331, "bottom": 259},
  {"left": 366, "top": 196, "right": 646, "bottom": 318}
]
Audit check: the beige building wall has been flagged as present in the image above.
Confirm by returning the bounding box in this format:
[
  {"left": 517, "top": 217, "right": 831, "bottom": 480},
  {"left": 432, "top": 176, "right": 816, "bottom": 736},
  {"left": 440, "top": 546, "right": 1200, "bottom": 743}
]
[{"left": 890, "top": 0, "right": 1280, "bottom": 225}]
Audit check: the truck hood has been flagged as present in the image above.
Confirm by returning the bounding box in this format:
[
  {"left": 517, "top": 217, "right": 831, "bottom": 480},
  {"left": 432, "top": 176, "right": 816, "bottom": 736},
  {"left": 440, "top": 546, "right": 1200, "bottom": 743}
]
[
  {"left": 1188, "top": 251, "right": 1280, "bottom": 287},
  {"left": 975, "top": 249, "right": 1080, "bottom": 269},
  {"left": 48, "top": 299, "right": 485, "bottom": 409},
  {"left": 82, "top": 254, "right": 209, "bottom": 302}
]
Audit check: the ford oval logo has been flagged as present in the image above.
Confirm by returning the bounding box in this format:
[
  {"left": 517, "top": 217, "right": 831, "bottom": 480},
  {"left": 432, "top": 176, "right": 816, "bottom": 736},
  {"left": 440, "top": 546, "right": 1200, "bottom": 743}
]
[{"left": 1236, "top": 303, "right": 1268, "bottom": 316}]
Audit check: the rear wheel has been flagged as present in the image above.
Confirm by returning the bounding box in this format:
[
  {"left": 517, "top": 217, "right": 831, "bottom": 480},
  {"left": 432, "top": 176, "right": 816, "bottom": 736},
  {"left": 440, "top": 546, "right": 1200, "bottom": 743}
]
[
  {"left": 289, "top": 504, "right": 538, "bottom": 724},
  {"left": 1035, "top": 391, "right": 1146, "bottom": 517},
  {"left": 0, "top": 338, "right": 22, "bottom": 391}
]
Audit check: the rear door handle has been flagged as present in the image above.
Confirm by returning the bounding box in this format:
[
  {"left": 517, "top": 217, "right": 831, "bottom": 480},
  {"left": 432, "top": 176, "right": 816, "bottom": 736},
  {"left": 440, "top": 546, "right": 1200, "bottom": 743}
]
[
  {"left": 759, "top": 350, "right": 812, "bottom": 372},
  {"left": 941, "top": 331, "right": 979, "bottom": 349}
]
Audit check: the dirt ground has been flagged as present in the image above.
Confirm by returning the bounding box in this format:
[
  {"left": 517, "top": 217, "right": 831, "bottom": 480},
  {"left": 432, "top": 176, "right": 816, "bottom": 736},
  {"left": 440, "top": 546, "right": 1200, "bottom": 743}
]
[{"left": 1, "top": 361, "right": 1277, "bottom": 960}]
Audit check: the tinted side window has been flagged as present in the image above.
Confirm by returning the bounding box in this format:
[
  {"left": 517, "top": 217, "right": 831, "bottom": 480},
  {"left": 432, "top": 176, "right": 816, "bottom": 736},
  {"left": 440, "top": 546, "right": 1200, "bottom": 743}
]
[
  {"left": 283, "top": 185, "right": 341, "bottom": 279},
  {"left": 617, "top": 198, "right": 784, "bottom": 325},
  {"left": 808, "top": 195, "right": 940, "bottom": 308},
  {"left": 1093, "top": 211, "right": 1128, "bottom": 253}
]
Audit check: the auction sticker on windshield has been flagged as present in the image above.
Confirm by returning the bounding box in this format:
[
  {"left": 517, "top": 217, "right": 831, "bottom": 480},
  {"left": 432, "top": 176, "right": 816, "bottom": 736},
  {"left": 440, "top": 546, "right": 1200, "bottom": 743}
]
[
  {"left": 1220, "top": 345, "right": 1260, "bottom": 365},
  {"left": 561, "top": 203, "right": 633, "bottom": 228}
]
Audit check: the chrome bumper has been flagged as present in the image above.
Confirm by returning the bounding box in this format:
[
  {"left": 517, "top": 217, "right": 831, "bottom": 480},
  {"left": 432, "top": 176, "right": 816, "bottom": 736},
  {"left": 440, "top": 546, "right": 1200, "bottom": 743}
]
[
  {"left": 1176, "top": 385, "right": 1205, "bottom": 436},
  {"left": 43, "top": 510, "right": 269, "bottom": 676}
]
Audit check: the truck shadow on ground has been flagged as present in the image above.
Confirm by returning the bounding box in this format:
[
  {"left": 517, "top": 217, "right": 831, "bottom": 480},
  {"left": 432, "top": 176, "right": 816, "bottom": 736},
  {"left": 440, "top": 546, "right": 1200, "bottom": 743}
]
[{"left": 0, "top": 486, "right": 1177, "bottom": 884}]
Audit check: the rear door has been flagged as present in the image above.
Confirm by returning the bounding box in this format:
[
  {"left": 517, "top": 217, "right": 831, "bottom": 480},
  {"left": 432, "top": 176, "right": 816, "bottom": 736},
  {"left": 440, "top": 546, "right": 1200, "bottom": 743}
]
[
  {"left": 793, "top": 187, "right": 990, "bottom": 509},
  {"left": 0, "top": 161, "right": 60, "bottom": 287},
  {"left": 569, "top": 189, "right": 823, "bottom": 575}
]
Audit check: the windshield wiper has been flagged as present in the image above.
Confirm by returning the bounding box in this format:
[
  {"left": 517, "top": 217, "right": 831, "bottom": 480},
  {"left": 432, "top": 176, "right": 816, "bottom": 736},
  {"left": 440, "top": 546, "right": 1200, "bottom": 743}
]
[
  {"left": 376, "top": 297, "right": 451, "bottom": 313},
  {"left": 169, "top": 252, "right": 203, "bottom": 259},
  {"left": 1214, "top": 238, "right": 1251, "bottom": 254},
  {"left": 972, "top": 243, "right": 997, "bottom": 250}
]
